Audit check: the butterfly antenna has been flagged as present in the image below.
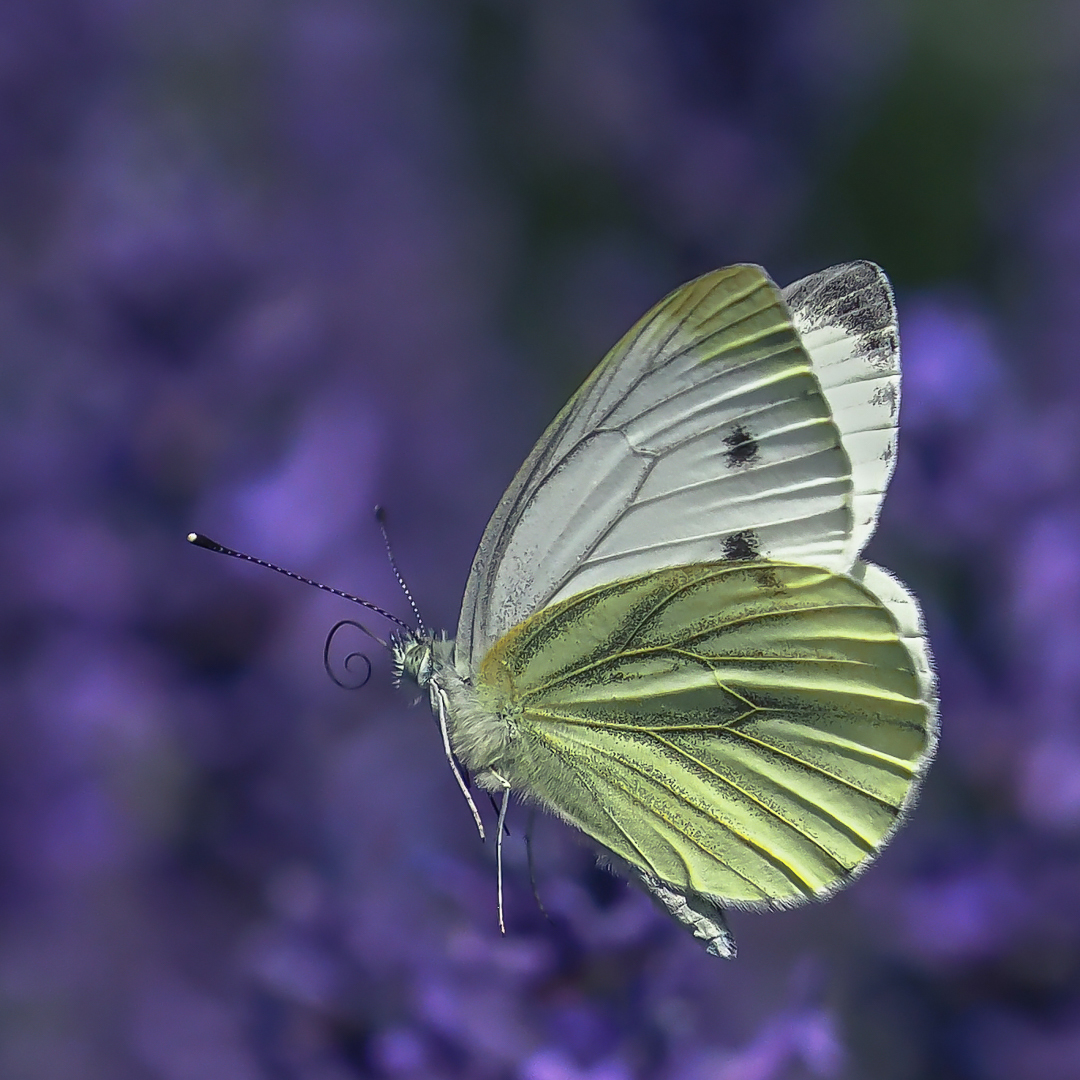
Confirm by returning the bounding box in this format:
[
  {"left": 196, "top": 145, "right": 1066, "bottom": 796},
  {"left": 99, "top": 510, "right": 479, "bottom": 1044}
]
[
  {"left": 187, "top": 533, "right": 411, "bottom": 638},
  {"left": 374, "top": 506, "right": 426, "bottom": 636}
]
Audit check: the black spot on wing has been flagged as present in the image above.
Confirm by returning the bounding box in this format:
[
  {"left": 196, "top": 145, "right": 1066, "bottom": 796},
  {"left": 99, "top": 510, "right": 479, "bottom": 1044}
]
[
  {"left": 722, "top": 530, "right": 760, "bottom": 561},
  {"left": 723, "top": 424, "right": 759, "bottom": 468}
]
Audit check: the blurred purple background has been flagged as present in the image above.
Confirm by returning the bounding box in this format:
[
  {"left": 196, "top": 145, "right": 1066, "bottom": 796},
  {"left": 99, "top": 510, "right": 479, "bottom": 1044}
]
[{"left": 3, "top": 1, "right": 1080, "bottom": 1077}]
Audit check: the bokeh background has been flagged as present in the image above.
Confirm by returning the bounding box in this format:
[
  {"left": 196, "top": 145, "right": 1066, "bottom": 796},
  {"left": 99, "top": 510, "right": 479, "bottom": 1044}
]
[{"left": 3, "top": 1, "right": 1080, "bottom": 1077}]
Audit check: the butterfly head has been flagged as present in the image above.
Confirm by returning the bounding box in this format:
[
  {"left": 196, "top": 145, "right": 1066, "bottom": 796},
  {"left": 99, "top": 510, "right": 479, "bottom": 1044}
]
[{"left": 391, "top": 632, "right": 435, "bottom": 689}]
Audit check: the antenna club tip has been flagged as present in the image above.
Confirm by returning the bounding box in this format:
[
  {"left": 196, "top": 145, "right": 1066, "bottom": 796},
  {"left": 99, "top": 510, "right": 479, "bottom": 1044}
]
[
  {"left": 374, "top": 505, "right": 386, "bottom": 523},
  {"left": 187, "top": 532, "right": 219, "bottom": 551}
]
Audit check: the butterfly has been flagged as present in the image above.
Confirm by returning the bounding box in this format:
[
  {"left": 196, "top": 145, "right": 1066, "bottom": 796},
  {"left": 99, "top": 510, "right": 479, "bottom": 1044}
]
[{"left": 192, "top": 262, "right": 937, "bottom": 958}]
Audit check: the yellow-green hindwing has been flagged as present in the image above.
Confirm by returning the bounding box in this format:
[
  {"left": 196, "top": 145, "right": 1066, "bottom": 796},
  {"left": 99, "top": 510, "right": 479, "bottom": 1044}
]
[{"left": 469, "top": 561, "right": 931, "bottom": 908}]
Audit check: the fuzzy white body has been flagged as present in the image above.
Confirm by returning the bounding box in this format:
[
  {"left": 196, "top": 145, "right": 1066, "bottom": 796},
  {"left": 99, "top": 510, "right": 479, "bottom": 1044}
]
[{"left": 393, "top": 634, "right": 512, "bottom": 792}]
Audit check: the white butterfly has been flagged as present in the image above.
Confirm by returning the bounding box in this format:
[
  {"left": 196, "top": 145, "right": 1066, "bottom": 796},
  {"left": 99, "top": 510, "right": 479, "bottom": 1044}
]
[
  {"left": 390, "top": 262, "right": 937, "bottom": 957},
  {"left": 192, "top": 261, "right": 937, "bottom": 958}
]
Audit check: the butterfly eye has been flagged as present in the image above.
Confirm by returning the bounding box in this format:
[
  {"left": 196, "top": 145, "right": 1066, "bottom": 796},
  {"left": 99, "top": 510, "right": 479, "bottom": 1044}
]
[{"left": 392, "top": 637, "right": 434, "bottom": 689}]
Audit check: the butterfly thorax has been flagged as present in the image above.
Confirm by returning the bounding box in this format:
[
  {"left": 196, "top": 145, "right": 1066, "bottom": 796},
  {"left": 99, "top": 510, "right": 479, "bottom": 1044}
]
[{"left": 391, "top": 631, "right": 514, "bottom": 786}]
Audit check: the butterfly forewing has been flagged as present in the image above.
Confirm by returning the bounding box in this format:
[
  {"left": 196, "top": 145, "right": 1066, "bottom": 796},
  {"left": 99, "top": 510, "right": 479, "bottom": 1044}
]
[
  {"left": 456, "top": 266, "right": 857, "bottom": 672},
  {"left": 782, "top": 262, "right": 901, "bottom": 564},
  {"left": 473, "top": 562, "right": 932, "bottom": 908}
]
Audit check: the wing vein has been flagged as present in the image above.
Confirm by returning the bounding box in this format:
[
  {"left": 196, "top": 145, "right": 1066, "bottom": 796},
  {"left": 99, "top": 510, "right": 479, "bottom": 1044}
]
[
  {"left": 721, "top": 724, "right": 909, "bottom": 808},
  {"left": 649, "top": 731, "right": 857, "bottom": 866}
]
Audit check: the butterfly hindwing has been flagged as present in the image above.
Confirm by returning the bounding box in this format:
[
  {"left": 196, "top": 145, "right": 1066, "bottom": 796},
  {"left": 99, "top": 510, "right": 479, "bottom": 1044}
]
[
  {"left": 630, "top": 559, "right": 937, "bottom": 939},
  {"left": 467, "top": 562, "right": 932, "bottom": 909},
  {"left": 851, "top": 560, "right": 937, "bottom": 731}
]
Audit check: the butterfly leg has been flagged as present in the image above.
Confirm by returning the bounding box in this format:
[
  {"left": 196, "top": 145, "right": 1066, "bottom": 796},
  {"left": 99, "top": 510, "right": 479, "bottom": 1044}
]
[
  {"left": 433, "top": 683, "right": 485, "bottom": 841},
  {"left": 525, "top": 810, "right": 549, "bottom": 920},
  {"left": 490, "top": 773, "right": 511, "bottom": 934},
  {"left": 487, "top": 792, "right": 511, "bottom": 834}
]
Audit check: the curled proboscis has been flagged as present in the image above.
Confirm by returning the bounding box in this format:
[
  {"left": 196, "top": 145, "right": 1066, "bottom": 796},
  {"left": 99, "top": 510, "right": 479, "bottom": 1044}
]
[{"left": 323, "top": 619, "right": 374, "bottom": 690}]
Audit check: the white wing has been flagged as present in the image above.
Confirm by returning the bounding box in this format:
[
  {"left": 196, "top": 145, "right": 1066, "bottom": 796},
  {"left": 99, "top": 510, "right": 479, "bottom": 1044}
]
[
  {"left": 782, "top": 262, "right": 900, "bottom": 564},
  {"left": 850, "top": 560, "right": 936, "bottom": 712},
  {"left": 456, "top": 265, "right": 862, "bottom": 671}
]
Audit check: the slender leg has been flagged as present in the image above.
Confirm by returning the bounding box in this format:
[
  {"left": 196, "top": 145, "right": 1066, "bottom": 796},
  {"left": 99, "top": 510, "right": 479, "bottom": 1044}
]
[
  {"left": 524, "top": 809, "right": 549, "bottom": 920},
  {"left": 491, "top": 774, "right": 511, "bottom": 934},
  {"left": 434, "top": 684, "right": 485, "bottom": 841}
]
